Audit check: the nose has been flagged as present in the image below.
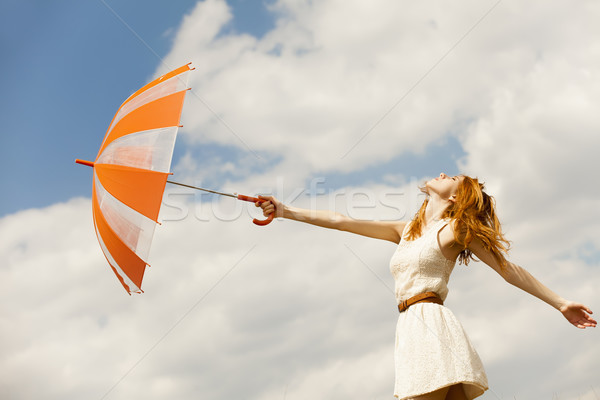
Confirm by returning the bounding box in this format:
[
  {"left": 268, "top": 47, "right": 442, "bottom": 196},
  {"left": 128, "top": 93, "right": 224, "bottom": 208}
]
[{"left": 439, "top": 173, "right": 447, "bottom": 179}]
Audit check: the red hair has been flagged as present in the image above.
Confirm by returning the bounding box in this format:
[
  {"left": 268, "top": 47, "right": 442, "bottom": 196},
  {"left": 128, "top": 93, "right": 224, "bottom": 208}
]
[{"left": 406, "top": 176, "right": 510, "bottom": 267}]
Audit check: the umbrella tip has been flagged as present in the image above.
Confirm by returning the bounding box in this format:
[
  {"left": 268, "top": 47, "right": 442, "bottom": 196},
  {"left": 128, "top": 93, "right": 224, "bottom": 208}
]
[{"left": 75, "top": 159, "right": 94, "bottom": 168}]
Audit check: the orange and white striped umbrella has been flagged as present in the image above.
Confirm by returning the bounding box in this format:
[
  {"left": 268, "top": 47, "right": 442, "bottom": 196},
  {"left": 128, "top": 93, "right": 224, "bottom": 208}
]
[{"left": 76, "top": 64, "right": 193, "bottom": 294}]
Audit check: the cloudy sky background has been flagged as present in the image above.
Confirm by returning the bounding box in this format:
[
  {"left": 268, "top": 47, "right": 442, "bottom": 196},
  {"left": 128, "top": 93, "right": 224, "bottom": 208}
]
[{"left": 1, "top": 0, "right": 599, "bottom": 399}]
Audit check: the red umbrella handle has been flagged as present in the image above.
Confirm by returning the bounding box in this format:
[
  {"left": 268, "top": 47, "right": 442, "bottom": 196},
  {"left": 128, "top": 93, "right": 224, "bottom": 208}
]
[{"left": 236, "top": 194, "right": 275, "bottom": 226}]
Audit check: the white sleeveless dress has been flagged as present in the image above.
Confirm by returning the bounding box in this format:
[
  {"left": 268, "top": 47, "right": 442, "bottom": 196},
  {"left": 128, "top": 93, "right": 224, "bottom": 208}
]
[{"left": 389, "top": 219, "right": 488, "bottom": 399}]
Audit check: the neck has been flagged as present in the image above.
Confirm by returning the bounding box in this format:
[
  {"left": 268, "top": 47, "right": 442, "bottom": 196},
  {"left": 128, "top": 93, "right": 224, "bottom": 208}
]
[{"left": 424, "top": 194, "right": 451, "bottom": 225}]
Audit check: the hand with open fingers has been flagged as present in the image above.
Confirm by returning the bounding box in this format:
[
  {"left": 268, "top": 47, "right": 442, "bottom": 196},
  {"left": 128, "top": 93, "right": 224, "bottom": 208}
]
[
  {"left": 560, "top": 301, "right": 597, "bottom": 329},
  {"left": 256, "top": 195, "right": 284, "bottom": 219}
]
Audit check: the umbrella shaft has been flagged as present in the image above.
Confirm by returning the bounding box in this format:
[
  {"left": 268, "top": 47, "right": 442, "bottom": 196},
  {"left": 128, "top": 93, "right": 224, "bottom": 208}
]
[{"left": 166, "top": 180, "right": 237, "bottom": 198}]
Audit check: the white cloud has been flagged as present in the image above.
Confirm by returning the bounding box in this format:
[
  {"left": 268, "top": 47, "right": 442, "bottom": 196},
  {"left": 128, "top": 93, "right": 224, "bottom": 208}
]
[
  {"left": 163, "top": 0, "right": 510, "bottom": 175},
  {"left": 0, "top": 192, "right": 401, "bottom": 399},
  {"left": 3, "top": 0, "right": 600, "bottom": 399},
  {"left": 156, "top": 0, "right": 600, "bottom": 396},
  {"left": 2, "top": 185, "right": 597, "bottom": 399}
]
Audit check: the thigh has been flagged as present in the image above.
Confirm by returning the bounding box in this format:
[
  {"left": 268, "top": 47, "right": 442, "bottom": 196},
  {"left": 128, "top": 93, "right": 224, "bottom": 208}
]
[
  {"left": 446, "top": 384, "right": 468, "bottom": 400},
  {"left": 407, "top": 387, "right": 450, "bottom": 400}
]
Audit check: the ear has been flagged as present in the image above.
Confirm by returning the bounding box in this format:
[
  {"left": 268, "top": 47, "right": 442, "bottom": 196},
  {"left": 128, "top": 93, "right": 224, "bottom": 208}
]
[{"left": 449, "top": 194, "right": 457, "bottom": 203}]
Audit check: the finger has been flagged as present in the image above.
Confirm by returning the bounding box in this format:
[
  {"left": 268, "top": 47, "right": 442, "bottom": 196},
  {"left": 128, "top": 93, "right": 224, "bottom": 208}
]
[
  {"left": 576, "top": 303, "right": 593, "bottom": 314},
  {"left": 574, "top": 318, "right": 588, "bottom": 328},
  {"left": 262, "top": 205, "right": 275, "bottom": 216},
  {"left": 258, "top": 195, "right": 274, "bottom": 201},
  {"left": 576, "top": 317, "right": 596, "bottom": 328},
  {"left": 255, "top": 200, "right": 271, "bottom": 208}
]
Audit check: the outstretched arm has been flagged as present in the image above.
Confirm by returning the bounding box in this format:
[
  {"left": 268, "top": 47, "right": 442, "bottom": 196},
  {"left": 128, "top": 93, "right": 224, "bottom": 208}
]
[
  {"left": 256, "top": 195, "right": 406, "bottom": 244},
  {"left": 468, "top": 237, "right": 597, "bottom": 329}
]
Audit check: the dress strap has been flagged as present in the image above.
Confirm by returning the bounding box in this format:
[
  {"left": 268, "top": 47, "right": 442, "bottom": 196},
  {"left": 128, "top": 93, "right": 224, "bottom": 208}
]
[
  {"left": 401, "top": 218, "right": 450, "bottom": 240},
  {"left": 424, "top": 218, "right": 446, "bottom": 235},
  {"left": 428, "top": 218, "right": 451, "bottom": 239}
]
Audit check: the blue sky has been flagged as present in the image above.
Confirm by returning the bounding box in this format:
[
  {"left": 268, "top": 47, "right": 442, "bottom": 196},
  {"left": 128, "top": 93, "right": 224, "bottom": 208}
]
[
  {"left": 0, "top": 0, "right": 466, "bottom": 216},
  {"left": 0, "top": 0, "right": 276, "bottom": 216}
]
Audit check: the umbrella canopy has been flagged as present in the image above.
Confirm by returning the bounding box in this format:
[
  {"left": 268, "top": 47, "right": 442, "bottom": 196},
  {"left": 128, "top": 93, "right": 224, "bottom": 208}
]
[{"left": 77, "top": 64, "right": 192, "bottom": 294}]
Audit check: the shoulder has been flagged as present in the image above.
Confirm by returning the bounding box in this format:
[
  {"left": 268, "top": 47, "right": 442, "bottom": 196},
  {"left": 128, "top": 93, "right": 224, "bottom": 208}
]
[
  {"left": 388, "top": 220, "right": 411, "bottom": 244},
  {"left": 440, "top": 218, "right": 466, "bottom": 235},
  {"left": 438, "top": 218, "right": 467, "bottom": 244},
  {"left": 392, "top": 220, "right": 410, "bottom": 240}
]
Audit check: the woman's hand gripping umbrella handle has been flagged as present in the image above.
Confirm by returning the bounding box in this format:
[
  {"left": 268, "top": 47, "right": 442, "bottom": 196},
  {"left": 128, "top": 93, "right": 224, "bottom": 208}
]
[{"left": 236, "top": 194, "right": 275, "bottom": 226}]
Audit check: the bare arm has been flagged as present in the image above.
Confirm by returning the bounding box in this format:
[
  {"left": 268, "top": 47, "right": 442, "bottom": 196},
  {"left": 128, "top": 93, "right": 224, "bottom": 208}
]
[
  {"left": 256, "top": 195, "right": 406, "bottom": 243},
  {"left": 468, "top": 237, "right": 597, "bottom": 329}
]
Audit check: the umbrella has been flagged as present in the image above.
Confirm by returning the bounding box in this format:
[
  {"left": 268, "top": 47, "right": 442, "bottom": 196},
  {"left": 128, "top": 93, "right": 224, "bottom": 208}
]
[{"left": 76, "top": 63, "right": 272, "bottom": 294}]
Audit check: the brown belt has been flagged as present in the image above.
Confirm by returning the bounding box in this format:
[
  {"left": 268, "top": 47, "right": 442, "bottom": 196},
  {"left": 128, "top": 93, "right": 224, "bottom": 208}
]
[{"left": 398, "top": 291, "right": 443, "bottom": 313}]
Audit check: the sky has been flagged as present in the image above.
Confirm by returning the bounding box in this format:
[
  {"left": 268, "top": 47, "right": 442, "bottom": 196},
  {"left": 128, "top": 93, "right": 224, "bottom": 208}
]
[{"left": 1, "top": 0, "right": 599, "bottom": 399}]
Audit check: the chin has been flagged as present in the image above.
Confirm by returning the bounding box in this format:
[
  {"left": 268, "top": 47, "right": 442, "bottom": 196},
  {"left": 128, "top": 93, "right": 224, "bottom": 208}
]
[{"left": 420, "top": 183, "right": 431, "bottom": 195}]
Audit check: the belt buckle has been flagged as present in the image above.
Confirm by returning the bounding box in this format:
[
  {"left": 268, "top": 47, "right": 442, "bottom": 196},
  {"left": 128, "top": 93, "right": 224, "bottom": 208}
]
[{"left": 400, "top": 299, "right": 408, "bottom": 312}]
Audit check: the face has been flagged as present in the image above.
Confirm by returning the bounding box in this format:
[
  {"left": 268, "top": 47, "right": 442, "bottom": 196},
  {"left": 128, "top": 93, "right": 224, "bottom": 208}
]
[{"left": 425, "top": 173, "right": 463, "bottom": 201}]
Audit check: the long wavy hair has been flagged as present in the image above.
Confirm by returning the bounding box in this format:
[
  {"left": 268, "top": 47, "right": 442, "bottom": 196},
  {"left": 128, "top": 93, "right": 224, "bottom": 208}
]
[{"left": 405, "top": 176, "right": 510, "bottom": 267}]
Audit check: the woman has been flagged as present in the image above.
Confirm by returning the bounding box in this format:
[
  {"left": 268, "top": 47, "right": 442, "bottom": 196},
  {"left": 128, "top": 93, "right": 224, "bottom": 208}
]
[{"left": 256, "top": 173, "right": 596, "bottom": 400}]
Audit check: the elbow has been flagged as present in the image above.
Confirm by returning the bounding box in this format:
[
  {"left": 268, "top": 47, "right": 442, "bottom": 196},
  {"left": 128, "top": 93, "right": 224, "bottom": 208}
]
[
  {"left": 335, "top": 214, "right": 354, "bottom": 232},
  {"left": 502, "top": 270, "right": 514, "bottom": 284},
  {"left": 502, "top": 262, "right": 521, "bottom": 284}
]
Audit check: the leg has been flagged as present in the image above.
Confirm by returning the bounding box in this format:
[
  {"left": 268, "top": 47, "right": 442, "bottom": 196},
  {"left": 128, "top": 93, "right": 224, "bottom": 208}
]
[
  {"left": 407, "top": 387, "right": 450, "bottom": 400},
  {"left": 446, "top": 384, "right": 468, "bottom": 400}
]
